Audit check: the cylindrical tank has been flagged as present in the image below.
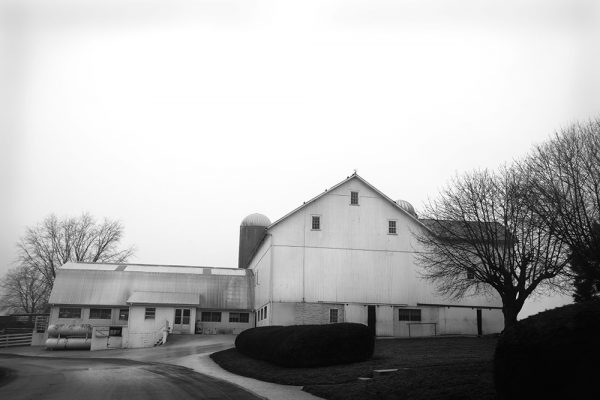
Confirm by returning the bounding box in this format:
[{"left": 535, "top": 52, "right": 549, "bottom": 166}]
[
  {"left": 45, "top": 337, "right": 91, "bottom": 350},
  {"left": 238, "top": 213, "right": 270, "bottom": 268},
  {"left": 47, "top": 324, "right": 93, "bottom": 338}
]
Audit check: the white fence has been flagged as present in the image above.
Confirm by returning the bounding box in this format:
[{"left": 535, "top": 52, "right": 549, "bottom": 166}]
[{"left": 0, "top": 332, "right": 33, "bottom": 348}]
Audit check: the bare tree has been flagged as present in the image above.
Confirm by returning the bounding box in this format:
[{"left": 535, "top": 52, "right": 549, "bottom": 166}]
[
  {"left": 523, "top": 119, "right": 600, "bottom": 301},
  {"left": 0, "top": 265, "right": 50, "bottom": 314},
  {"left": 16, "top": 213, "right": 135, "bottom": 288},
  {"left": 416, "top": 167, "right": 570, "bottom": 329}
]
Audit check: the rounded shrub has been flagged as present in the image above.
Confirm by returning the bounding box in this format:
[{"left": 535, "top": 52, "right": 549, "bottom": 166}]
[
  {"left": 235, "top": 323, "right": 374, "bottom": 367},
  {"left": 494, "top": 300, "right": 600, "bottom": 400}
]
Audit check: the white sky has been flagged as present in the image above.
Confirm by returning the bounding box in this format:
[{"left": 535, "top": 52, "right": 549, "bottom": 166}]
[{"left": 1, "top": 0, "right": 599, "bottom": 317}]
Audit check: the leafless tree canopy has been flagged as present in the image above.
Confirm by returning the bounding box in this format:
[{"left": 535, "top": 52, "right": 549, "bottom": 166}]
[
  {"left": 416, "top": 167, "right": 570, "bottom": 328},
  {"left": 16, "top": 213, "right": 135, "bottom": 289},
  {"left": 0, "top": 265, "right": 50, "bottom": 314},
  {"left": 523, "top": 119, "right": 600, "bottom": 300},
  {"left": 524, "top": 120, "right": 600, "bottom": 256}
]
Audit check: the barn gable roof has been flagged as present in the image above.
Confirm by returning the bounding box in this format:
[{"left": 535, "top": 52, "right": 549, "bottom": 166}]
[{"left": 267, "top": 172, "right": 424, "bottom": 230}]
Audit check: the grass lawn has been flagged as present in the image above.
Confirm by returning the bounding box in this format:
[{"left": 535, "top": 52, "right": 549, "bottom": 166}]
[{"left": 211, "top": 336, "right": 499, "bottom": 400}]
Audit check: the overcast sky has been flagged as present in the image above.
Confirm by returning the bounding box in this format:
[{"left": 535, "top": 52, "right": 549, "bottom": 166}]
[{"left": 1, "top": 0, "right": 599, "bottom": 317}]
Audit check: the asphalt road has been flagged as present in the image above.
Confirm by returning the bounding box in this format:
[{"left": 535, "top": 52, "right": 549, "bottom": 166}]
[{"left": 0, "top": 354, "right": 262, "bottom": 400}]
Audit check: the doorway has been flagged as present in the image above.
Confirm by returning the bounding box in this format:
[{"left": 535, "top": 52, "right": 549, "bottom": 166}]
[
  {"left": 367, "top": 305, "right": 376, "bottom": 336},
  {"left": 174, "top": 308, "right": 191, "bottom": 334},
  {"left": 476, "top": 309, "right": 482, "bottom": 336}
]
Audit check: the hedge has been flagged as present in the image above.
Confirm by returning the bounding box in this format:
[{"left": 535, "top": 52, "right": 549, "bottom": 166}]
[
  {"left": 235, "top": 323, "right": 374, "bottom": 367},
  {"left": 493, "top": 300, "right": 600, "bottom": 400}
]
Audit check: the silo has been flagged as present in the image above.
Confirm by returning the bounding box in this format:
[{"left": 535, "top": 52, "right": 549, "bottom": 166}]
[
  {"left": 238, "top": 213, "right": 271, "bottom": 268},
  {"left": 395, "top": 199, "right": 418, "bottom": 218}
]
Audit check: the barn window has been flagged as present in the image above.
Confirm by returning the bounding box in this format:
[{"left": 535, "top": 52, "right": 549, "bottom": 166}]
[
  {"left": 312, "top": 215, "right": 321, "bottom": 230},
  {"left": 145, "top": 307, "right": 156, "bottom": 320},
  {"left": 109, "top": 326, "right": 122, "bottom": 337},
  {"left": 398, "top": 309, "right": 421, "bottom": 322},
  {"left": 264, "top": 305, "right": 268, "bottom": 319},
  {"left": 388, "top": 220, "right": 397, "bottom": 234},
  {"left": 229, "top": 312, "right": 250, "bottom": 323},
  {"left": 58, "top": 307, "right": 81, "bottom": 319},
  {"left": 182, "top": 309, "right": 190, "bottom": 324},
  {"left": 467, "top": 268, "right": 475, "bottom": 280},
  {"left": 329, "top": 309, "right": 339, "bottom": 323},
  {"left": 89, "top": 308, "right": 112, "bottom": 319},
  {"left": 118, "top": 308, "right": 129, "bottom": 321},
  {"left": 350, "top": 191, "right": 359, "bottom": 205},
  {"left": 201, "top": 312, "right": 221, "bottom": 322}
]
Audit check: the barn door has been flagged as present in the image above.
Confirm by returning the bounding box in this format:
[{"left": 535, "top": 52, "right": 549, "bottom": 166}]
[{"left": 367, "top": 305, "right": 376, "bottom": 336}]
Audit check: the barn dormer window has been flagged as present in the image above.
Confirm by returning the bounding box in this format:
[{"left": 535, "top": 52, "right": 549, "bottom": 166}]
[
  {"left": 312, "top": 215, "right": 321, "bottom": 230},
  {"left": 350, "top": 191, "right": 359, "bottom": 205},
  {"left": 388, "top": 220, "right": 397, "bottom": 234}
]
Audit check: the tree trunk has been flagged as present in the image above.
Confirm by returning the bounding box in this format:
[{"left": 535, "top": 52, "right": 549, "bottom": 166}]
[{"left": 502, "top": 303, "right": 521, "bottom": 330}]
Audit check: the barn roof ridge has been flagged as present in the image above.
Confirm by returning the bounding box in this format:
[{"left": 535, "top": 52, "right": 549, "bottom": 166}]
[{"left": 266, "top": 172, "right": 425, "bottom": 230}]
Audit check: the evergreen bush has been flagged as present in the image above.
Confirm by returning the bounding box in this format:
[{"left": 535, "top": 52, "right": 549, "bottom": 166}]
[{"left": 235, "top": 323, "right": 374, "bottom": 367}]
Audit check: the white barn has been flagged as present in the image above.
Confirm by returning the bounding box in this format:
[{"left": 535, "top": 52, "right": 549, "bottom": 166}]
[
  {"left": 45, "top": 173, "right": 503, "bottom": 350},
  {"left": 242, "top": 173, "right": 504, "bottom": 336}
]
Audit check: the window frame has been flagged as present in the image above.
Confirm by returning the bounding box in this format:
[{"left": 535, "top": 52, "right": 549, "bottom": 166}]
[
  {"left": 201, "top": 311, "right": 221, "bottom": 322},
  {"left": 329, "top": 308, "right": 339, "bottom": 323},
  {"left": 398, "top": 309, "right": 422, "bottom": 322},
  {"left": 89, "top": 308, "right": 112, "bottom": 320},
  {"left": 58, "top": 307, "right": 81, "bottom": 319},
  {"left": 311, "top": 215, "right": 321, "bottom": 231},
  {"left": 118, "top": 308, "right": 129, "bottom": 321},
  {"left": 350, "top": 191, "right": 359, "bottom": 205},
  {"left": 229, "top": 312, "right": 250, "bottom": 323},
  {"left": 145, "top": 307, "right": 156, "bottom": 320},
  {"left": 388, "top": 219, "right": 397, "bottom": 235}
]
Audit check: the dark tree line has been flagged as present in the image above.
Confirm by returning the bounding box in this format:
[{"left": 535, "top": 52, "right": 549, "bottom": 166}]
[
  {"left": 1, "top": 213, "right": 134, "bottom": 314},
  {"left": 417, "top": 119, "right": 600, "bottom": 328}
]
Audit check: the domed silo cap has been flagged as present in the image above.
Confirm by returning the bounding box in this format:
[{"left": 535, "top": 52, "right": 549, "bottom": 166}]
[
  {"left": 395, "top": 199, "right": 418, "bottom": 218},
  {"left": 241, "top": 213, "right": 271, "bottom": 227}
]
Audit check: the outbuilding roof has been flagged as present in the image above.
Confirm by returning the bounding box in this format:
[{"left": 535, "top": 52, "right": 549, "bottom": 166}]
[
  {"left": 49, "top": 262, "right": 253, "bottom": 310},
  {"left": 127, "top": 291, "right": 200, "bottom": 306}
]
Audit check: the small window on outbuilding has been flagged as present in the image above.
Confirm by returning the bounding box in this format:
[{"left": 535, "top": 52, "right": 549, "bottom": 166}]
[
  {"left": 329, "top": 309, "right": 339, "bottom": 323},
  {"left": 398, "top": 309, "right": 421, "bottom": 322},
  {"left": 109, "top": 326, "right": 123, "bottom": 337},
  {"left": 229, "top": 312, "right": 250, "bottom": 323},
  {"left": 467, "top": 269, "right": 475, "bottom": 280},
  {"left": 312, "top": 215, "right": 321, "bottom": 230},
  {"left": 264, "top": 305, "right": 268, "bottom": 320},
  {"left": 201, "top": 312, "right": 221, "bottom": 322},
  {"left": 350, "top": 191, "right": 359, "bottom": 205},
  {"left": 119, "top": 308, "right": 129, "bottom": 321},
  {"left": 89, "top": 308, "right": 112, "bottom": 319},
  {"left": 388, "top": 220, "right": 397, "bottom": 234},
  {"left": 58, "top": 307, "right": 81, "bottom": 319},
  {"left": 145, "top": 307, "right": 156, "bottom": 320}
]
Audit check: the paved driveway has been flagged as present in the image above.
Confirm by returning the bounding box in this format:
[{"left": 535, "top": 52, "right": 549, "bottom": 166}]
[
  {"left": 0, "top": 336, "right": 260, "bottom": 400},
  {"left": 0, "top": 335, "right": 320, "bottom": 400}
]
